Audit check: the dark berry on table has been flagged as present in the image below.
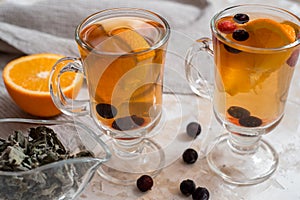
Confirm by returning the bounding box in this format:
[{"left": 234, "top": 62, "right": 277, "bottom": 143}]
[
  {"left": 186, "top": 122, "right": 202, "bottom": 138},
  {"left": 239, "top": 116, "right": 262, "bottom": 127},
  {"left": 233, "top": 13, "right": 250, "bottom": 24},
  {"left": 96, "top": 103, "right": 117, "bottom": 119},
  {"left": 112, "top": 115, "right": 144, "bottom": 131},
  {"left": 286, "top": 49, "right": 299, "bottom": 67},
  {"left": 180, "top": 179, "right": 196, "bottom": 196},
  {"left": 224, "top": 44, "right": 241, "bottom": 54},
  {"left": 217, "top": 20, "right": 237, "bottom": 34},
  {"left": 192, "top": 187, "right": 210, "bottom": 200},
  {"left": 232, "top": 29, "right": 249, "bottom": 41},
  {"left": 182, "top": 148, "right": 198, "bottom": 164},
  {"left": 136, "top": 175, "right": 153, "bottom": 192},
  {"left": 227, "top": 106, "right": 250, "bottom": 119}
]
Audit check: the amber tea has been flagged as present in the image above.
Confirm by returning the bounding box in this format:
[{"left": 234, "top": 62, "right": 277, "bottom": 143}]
[
  {"left": 185, "top": 4, "right": 300, "bottom": 185},
  {"left": 78, "top": 16, "right": 167, "bottom": 138},
  {"left": 49, "top": 8, "right": 171, "bottom": 185},
  {"left": 213, "top": 13, "right": 299, "bottom": 130}
]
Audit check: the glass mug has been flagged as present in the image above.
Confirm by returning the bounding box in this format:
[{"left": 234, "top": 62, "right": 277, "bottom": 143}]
[
  {"left": 49, "top": 8, "right": 170, "bottom": 185},
  {"left": 185, "top": 4, "right": 300, "bottom": 185}
]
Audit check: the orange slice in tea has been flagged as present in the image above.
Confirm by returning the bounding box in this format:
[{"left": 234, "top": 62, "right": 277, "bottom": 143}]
[
  {"left": 2, "top": 53, "right": 83, "bottom": 117},
  {"left": 100, "top": 28, "right": 156, "bottom": 93},
  {"left": 221, "top": 66, "right": 253, "bottom": 96},
  {"left": 223, "top": 18, "right": 296, "bottom": 96},
  {"left": 282, "top": 21, "right": 300, "bottom": 38},
  {"left": 245, "top": 18, "right": 295, "bottom": 48},
  {"left": 246, "top": 18, "right": 296, "bottom": 71},
  {"left": 110, "top": 28, "right": 155, "bottom": 61},
  {"left": 94, "top": 26, "right": 158, "bottom": 110}
]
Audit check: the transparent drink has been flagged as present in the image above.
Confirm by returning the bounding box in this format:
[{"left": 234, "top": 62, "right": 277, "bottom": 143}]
[
  {"left": 213, "top": 13, "right": 299, "bottom": 131},
  {"left": 78, "top": 16, "right": 167, "bottom": 139}
]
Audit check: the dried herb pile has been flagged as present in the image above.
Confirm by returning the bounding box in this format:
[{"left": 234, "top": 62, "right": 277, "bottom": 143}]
[
  {"left": 0, "top": 126, "right": 95, "bottom": 200},
  {"left": 0, "top": 126, "right": 93, "bottom": 171}
]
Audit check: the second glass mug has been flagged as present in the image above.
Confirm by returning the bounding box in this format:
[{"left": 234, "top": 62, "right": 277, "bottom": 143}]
[
  {"left": 49, "top": 8, "right": 170, "bottom": 185},
  {"left": 185, "top": 4, "right": 300, "bottom": 185}
]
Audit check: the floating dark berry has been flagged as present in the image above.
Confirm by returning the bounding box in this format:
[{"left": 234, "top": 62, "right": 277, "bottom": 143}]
[
  {"left": 192, "top": 187, "right": 210, "bottom": 200},
  {"left": 286, "top": 49, "right": 299, "bottom": 67},
  {"left": 233, "top": 13, "right": 250, "bottom": 24},
  {"left": 136, "top": 175, "right": 153, "bottom": 192},
  {"left": 96, "top": 103, "right": 117, "bottom": 119},
  {"left": 112, "top": 115, "right": 144, "bottom": 131},
  {"left": 224, "top": 44, "right": 241, "bottom": 54},
  {"left": 227, "top": 106, "right": 250, "bottom": 119},
  {"left": 186, "top": 122, "right": 202, "bottom": 138},
  {"left": 239, "top": 116, "right": 262, "bottom": 127},
  {"left": 217, "top": 20, "right": 237, "bottom": 34},
  {"left": 232, "top": 29, "right": 249, "bottom": 41},
  {"left": 131, "top": 115, "right": 145, "bottom": 126},
  {"left": 182, "top": 148, "right": 198, "bottom": 164},
  {"left": 180, "top": 179, "right": 196, "bottom": 196}
]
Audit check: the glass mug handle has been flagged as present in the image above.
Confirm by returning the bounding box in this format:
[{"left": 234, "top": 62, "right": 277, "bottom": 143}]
[
  {"left": 49, "top": 57, "right": 89, "bottom": 116},
  {"left": 185, "top": 37, "right": 214, "bottom": 100}
]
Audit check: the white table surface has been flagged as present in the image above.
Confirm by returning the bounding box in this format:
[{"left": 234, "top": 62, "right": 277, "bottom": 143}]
[
  {"left": 1, "top": 0, "right": 300, "bottom": 199},
  {"left": 79, "top": 1, "right": 300, "bottom": 199}
]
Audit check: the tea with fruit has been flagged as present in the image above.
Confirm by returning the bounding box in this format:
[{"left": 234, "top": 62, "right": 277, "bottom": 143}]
[
  {"left": 213, "top": 13, "right": 299, "bottom": 129},
  {"left": 78, "top": 16, "right": 167, "bottom": 137}
]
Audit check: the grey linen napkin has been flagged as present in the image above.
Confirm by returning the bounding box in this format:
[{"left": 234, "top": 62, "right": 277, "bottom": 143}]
[
  {"left": 0, "top": 0, "right": 207, "bottom": 56},
  {"left": 0, "top": 0, "right": 210, "bottom": 94}
]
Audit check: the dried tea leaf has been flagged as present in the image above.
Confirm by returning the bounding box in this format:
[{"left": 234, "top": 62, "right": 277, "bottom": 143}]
[
  {"left": 7, "top": 146, "right": 26, "bottom": 166},
  {"left": 0, "top": 126, "right": 94, "bottom": 172},
  {"left": 0, "top": 125, "right": 96, "bottom": 199}
]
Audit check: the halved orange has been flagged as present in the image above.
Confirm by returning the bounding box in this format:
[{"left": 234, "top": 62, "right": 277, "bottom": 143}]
[{"left": 3, "top": 53, "right": 83, "bottom": 117}]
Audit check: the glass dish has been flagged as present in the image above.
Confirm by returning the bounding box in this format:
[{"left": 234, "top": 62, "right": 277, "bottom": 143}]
[{"left": 0, "top": 118, "right": 111, "bottom": 200}]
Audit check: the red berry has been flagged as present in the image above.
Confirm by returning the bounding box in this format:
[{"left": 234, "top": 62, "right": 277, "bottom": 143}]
[{"left": 217, "top": 20, "right": 237, "bottom": 34}]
